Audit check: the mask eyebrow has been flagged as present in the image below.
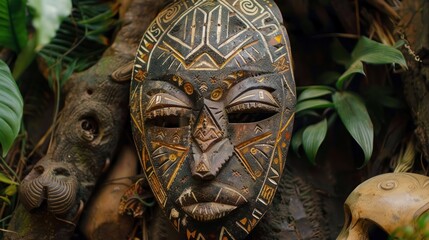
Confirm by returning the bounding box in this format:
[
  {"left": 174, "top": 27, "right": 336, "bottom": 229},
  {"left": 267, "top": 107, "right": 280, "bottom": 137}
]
[
  {"left": 146, "top": 93, "right": 192, "bottom": 112},
  {"left": 222, "top": 70, "right": 274, "bottom": 88},
  {"left": 226, "top": 87, "right": 279, "bottom": 108}
]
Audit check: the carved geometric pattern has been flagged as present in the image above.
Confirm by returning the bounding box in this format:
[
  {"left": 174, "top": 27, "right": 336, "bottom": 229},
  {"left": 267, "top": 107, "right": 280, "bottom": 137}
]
[
  {"left": 151, "top": 142, "right": 189, "bottom": 190},
  {"left": 257, "top": 184, "right": 276, "bottom": 205},
  {"left": 193, "top": 106, "right": 223, "bottom": 151},
  {"left": 234, "top": 132, "right": 272, "bottom": 180},
  {"left": 236, "top": 217, "right": 257, "bottom": 234},
  {"left": 219, "top": 226, "right": 236, "bottom": 240},
  {"left": 130, "top": 1, "right": 296, "bottom": 239},
  {"left": 147, "top": 172, "right": 167, "bottom": 207},
  {"left": 267, "top": 167, "right": 280, "bottom": 186}
]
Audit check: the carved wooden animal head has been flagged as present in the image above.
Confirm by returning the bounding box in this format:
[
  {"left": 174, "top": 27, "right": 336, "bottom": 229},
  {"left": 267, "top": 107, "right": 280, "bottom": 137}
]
[
  {"left": 7, "top": 0, "right": 166, "bottom": 238},
  {"left": 19, "top": 56, "right": 130, "bottom": 221},
  {"left": 130, "top": 0, "right": 296, "bottom": 239}
]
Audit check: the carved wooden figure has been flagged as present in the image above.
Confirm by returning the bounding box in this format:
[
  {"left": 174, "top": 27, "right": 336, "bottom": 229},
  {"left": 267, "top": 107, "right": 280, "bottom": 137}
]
[
  {"left": 337, "top": 173, "right": 429, "bottom": 240},
  {"left": 5, "top": 0, "right": 167, "bottom": 239},
  {"left": 130, "top": 0, "right": 296, "bottom": 239}
]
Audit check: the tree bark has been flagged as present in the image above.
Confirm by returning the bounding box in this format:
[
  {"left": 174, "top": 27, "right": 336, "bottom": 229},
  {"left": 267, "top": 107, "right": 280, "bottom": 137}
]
[{"left": 399, "top": 0, "right": 429, "bottom": 161}]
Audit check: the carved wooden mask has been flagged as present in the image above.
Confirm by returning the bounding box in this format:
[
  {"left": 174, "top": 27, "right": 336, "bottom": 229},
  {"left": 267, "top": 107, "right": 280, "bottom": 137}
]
[{"left": 130, "top": 0, "right": 296, "bottom": 239}]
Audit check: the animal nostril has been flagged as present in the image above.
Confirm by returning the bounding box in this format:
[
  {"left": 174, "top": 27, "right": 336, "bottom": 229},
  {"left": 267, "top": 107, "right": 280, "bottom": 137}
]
[
  {"left": 53, "top": 167, "right": 71, "bottom": 177},
  {"left": 34, "top": 166, "right": 44, "bottom": 175}
]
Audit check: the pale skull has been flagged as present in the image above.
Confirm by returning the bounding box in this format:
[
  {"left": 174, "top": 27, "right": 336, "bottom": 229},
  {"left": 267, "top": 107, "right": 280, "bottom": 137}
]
[{"left": 337, "top": 172, "right": 429, "bottom": 240}]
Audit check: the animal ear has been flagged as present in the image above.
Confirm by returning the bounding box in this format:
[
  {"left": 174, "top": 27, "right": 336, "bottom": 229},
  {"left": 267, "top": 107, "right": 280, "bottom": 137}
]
[{"left": 111, "top": 61, "right": 134, "bottom": 83}]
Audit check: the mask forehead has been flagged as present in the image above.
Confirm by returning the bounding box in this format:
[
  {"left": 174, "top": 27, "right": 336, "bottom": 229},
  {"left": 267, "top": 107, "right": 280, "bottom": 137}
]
[
  {"left": 130, "top": 0, "right": 296, "bottom": 239},
  {"left": 134, "top": 0, "right": 291, "bottom": 81}
]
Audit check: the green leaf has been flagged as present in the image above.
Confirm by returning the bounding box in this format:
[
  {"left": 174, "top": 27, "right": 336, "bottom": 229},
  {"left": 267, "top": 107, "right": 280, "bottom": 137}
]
[
  {"left": 38, "top": 0, "right": 117, "bottom": 75},
  {"left": 333, "top": 91, "right": 374, "bottom": 164},
  {"left": 298, "top": 87, "right": 334, "bottom": 102},
  {"left": 337, "top": 61, "right": 365, "bottom": 89},
  {"left": 0, "top": 196, "right": 11, "bottom": 205},
  {"left": 0, "top": 60, "right": 23, "bottom": 157},
  {"left": 353, "top": 37, "right": 407, "bottom": 67},
  {"left": 0, "top": 172, "right": 18, "bottom": 185},
  {"left": 4, "top": 184, "right": 17, "bottom": 196},
  {"left": 0, "top": 0, "right": 27, "bottom": 52},
  {"left": 27, "top": 0, "right": 72, "bottom": 50},
  {"left": 337, "top": 37, "right": 407, "bottom": 89},
  {"left": 302, "top": 118, "right": 328, "bottom": 164},
  {"left": 296, "top": 99, "right": 334, "bottom": 113}
]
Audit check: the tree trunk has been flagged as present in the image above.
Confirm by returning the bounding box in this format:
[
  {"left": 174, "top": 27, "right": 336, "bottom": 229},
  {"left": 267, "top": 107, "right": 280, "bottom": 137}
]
[{"left": 399, "top": 0, "right": 429, "bottom": 162}]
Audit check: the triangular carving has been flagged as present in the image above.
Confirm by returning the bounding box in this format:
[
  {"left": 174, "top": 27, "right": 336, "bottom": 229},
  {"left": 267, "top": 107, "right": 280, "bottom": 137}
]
[
  {"left": 188, "top": 53, "right": 219, "bottom": 71},
  {"left": 219, "top": 227, "right": 235, "bottom": 240},
  {"left": 193, "top": 106, "right": 222, "bottom": 151},
  {"left": 196, "top": 162, "right": 210, "bottom": 174},
  {"left": 268, "top": 167, "right": 280, "bottom": 186}
]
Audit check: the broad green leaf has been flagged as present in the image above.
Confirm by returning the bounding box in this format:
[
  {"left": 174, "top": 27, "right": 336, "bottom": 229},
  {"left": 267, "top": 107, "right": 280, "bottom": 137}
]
[
  {"left": 296, "top": 99, "right": 333, "bottom": 113},
  {"left": 333, "top": 91, "right": 374, "bottom": 164},
  {"left": 12, "top": 37, "right": 37, "bottom": 79},
  {"left": 298, "top": 87, "right": 334, "bottom": 102},
  {"left": 337, "top": 37, "right": 407, "bottom": 89},
  {"left": 0, "top": 0, "right": 27, "bottom": 52},
  {"left": 27, "top": 0, "right": 72, "bottom": 50},
  {"left": 0, "top": 196, "right": 11, "bottom": 205},
  {"left": 0, "top": 60, "right": 23, "bottom": 157},
  {"left": 337, "top": 61, "right": 365, "bottom": 89},
  {"left": 0, "top": 172, "right": 18, "bottom": 185},
  {"left": 394, "top": 39, "right": 406, "bottom": 49},
  {"left": 4, "top": 184, "right": 17, "bottom": 196},
  {"left": 353, "top": 37, "right": 407, "bottom": 67},
  {"left": 302, "top": 118, "right": 328, "bottom": 164},
  {"left": 291, "top": 128, "right": 304, "bottom": 157}
]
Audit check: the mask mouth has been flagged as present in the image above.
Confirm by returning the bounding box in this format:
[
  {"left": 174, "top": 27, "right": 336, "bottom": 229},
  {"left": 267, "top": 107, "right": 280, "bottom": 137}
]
[
  {"left": 182, "top": 202, "right": 238, "bottom": 221},
  {"left": 176, "top": 183, "right": 247, "bottom": 221}
]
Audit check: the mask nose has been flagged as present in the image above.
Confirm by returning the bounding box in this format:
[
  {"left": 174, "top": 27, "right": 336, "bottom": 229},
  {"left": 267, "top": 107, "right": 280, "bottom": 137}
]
[
  {"left": 191, "top": 101, "right": 233, "bottom": 180},
  {"left": 193, "top": 106, "right": 223, "bottom": 152}
]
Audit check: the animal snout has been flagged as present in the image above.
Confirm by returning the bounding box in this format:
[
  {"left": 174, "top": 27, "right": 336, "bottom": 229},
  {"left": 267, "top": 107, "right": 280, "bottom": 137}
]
[
  {"left": 20, "top": 160, "right": 79, "bottom": 215},
  {"left": 28, "top": 165, "right": 71, "bottom": 180}
]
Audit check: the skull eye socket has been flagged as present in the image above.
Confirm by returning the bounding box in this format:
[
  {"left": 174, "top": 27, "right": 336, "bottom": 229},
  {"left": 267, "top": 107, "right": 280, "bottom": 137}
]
[{"left": 366, "top": 220, "right": 389, "bottom": 239}]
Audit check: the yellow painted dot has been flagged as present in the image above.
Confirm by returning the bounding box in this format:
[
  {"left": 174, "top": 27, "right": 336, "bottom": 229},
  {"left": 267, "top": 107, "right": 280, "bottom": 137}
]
[
  {"left": 169, "top": 154, "right": 177, "bottom": 161},
  {"left": 274, "top": 158, "right": 279, "bottom": 164},
  {"left": 275, "top": 35, "right": 282, "bottom": 43},
  {"left": 282, "top": 142, "right": 286, "bottom": 148}
]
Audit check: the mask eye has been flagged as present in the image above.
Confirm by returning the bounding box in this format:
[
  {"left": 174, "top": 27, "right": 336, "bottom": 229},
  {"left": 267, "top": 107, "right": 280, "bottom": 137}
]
[
  {"left": 146, "top": 108, "right": 191, "bottom": 128},
  {"left": 227, "top": 106, "right": 278, "bottom": 123},
  {"left": 145, "top": 93, "right": 192, "bottom": 128},
  {"left": 80, "top": 117, "right": 99, "bottom": 141},
  {"left": 226, "top": 89, "right": 279, "bottom": 123}
]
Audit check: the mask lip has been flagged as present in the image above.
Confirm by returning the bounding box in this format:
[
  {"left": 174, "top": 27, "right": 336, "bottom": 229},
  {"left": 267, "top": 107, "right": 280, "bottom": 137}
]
[{"left": 176, "top": 183, "right": 248, "bottom": 208}]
